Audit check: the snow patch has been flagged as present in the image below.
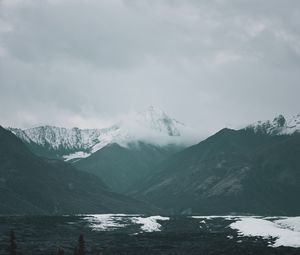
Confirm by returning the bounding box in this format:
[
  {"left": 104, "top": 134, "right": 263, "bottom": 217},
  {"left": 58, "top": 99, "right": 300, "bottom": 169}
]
[
  {"left": 275, "top": 217, "right": 300, "bottom": 232},
  {"left": 63, "top": 151, "right": 91, "bottom": 161},
  {"left": 191, "top": 215, "right": 252, "bottom": 220},
  {"left": 131, "top": 216, "right": 169, "bottom": 232},
  {"left": 83, "top": 214, "right": 130, "bottom": 231},
  {"left": 82, "top": 214, "right": 169, "bottom": 233},
  {"left": 230, "top": 217, "right": 300, "bottom": 248}
]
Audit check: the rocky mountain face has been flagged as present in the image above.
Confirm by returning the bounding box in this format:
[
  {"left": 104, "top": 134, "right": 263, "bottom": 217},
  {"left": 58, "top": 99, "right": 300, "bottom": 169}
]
[
  {"left": 8, "top": 106, "right": 191, "bottom": 162},
  {"left": 0, "top": 126, "right": 152, "bottom": 215},
  {"left": 246, "top": 114, "right": 300, "bottom": 136},
  {"left": 134, "top": 128, "right": 300, "bottom": 215}
]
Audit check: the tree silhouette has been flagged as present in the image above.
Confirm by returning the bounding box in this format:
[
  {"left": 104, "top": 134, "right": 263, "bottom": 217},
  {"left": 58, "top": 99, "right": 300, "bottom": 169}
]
[
  {"left": 78, "top": 234, "right": 85, "bottom": 255},
  {"left": 9, "top": 230, "right": 17, "bottom": 255},
  {"left": 73, "top": 234, "right": 85, "bottom": 255},
  {"left": 57, "top": 248, "right": 65, "bottom": 255}
]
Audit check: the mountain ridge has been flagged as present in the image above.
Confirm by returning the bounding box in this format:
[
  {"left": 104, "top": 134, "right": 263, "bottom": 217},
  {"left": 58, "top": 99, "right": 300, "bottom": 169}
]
[
  {"left": 8, "top": 106, "right": 194, "bottom": 161},
  {"left": 246, "top": 114, "right": 300, "bottom": 136},
  {"left": 133, "top": 127, "right": 300, "bottom": 215}
]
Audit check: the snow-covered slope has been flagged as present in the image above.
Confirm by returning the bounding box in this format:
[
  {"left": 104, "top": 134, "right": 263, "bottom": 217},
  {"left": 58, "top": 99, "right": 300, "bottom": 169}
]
[
  {"left": 134, "top": 106, "right": 182, "bottom": 136},
  {"left": 8, "top": 106, "right": 194, "bottom": 161},
  {"left": 246, "top": 114, "right": 300, "bottom": 135}
]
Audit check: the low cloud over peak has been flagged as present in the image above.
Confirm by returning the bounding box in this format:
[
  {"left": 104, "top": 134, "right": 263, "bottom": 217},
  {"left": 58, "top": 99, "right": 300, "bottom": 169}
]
[{"left": 1, "top": 0, "right": 300, "bottom": 136}]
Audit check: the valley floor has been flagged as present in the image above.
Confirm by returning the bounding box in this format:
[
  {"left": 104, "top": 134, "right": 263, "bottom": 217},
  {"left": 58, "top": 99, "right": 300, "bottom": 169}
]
[{"left": 0, "top": 215, "right": 300, "bottom": 254}]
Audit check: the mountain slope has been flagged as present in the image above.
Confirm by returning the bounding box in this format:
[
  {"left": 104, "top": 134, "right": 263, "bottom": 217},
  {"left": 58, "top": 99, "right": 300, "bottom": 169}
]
[
  {"left": 74, "top": 142, "right": 183, "bottom": 193},
  {"left": 0, "top": 126, "right": 152, "bottom": 215},
  {"left": 8, "top": 125, "right": 120, "bottom": 160},
  {"left": 134, "top": 128, "right": 300, "bottom": 215}
]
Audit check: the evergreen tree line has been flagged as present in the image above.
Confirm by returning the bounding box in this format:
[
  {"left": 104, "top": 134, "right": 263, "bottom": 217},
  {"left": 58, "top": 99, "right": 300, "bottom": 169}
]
[{"left": 7, "top": 230, "right": 102, "bottom": 255}]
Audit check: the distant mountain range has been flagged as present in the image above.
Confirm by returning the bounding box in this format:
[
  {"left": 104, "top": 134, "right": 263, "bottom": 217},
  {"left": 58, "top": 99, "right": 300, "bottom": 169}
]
[
  {"left": 2, "top": 112, "right": 300, "bottom": 215},
  {"left": 8, "top": 106, "right": 193, "bottom": 162}
]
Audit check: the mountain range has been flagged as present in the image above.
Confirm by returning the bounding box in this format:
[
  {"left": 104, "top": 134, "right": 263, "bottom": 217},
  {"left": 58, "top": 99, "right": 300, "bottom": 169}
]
[
  {"left": 8, "top": 107, "right": 190, "bottom": 193},
  {"left": 8, "top": 106, "right": 192, "bottom": 162},
  {"left": 132, "top": 114, "right": 300, "bottom": 215},
  {"left": 134, "top": 128, "right": 300, "bottom": 215},
  {"left": 0, "top": 126, "right": 152, "bottom": 215},
  {"left": 1, "top": 110, "right": 300, "bottom": 215}
]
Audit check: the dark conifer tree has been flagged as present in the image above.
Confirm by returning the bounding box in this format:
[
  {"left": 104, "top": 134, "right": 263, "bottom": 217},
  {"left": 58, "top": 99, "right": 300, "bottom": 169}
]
[
  {"left": 57, "top": 248, "right": 65, "bottom": 255},
  {"left": 9, "top": 230, "right": 17, "bottom": 255},
  {"left": 78, "top": 234, "right": 85, "bottom": 255},
  {"left": 73, "top": 247, "right": 79, "bottom": 255}
]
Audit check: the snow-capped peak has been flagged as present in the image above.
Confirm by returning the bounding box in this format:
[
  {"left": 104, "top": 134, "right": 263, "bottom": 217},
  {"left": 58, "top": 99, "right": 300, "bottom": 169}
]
[
  {"left": 123, "top": 106, "right": 184, "bottom": 137},
  {"left": 246, "top": 114, "right": 300, "bottom": 135},
  {"left": 8, "top": 107, "right": 194, "bottom": 161}
]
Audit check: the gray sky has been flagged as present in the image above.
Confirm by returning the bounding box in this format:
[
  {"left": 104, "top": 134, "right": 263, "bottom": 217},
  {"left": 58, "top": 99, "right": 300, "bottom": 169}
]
[{"left": 1, "top": 0, "right": 300, "bottom": 137}]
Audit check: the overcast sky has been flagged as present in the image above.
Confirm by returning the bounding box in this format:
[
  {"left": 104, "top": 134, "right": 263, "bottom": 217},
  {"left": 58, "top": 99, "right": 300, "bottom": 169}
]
[{"left": 1, "top": 0, "right": 300, "bottom": 137}]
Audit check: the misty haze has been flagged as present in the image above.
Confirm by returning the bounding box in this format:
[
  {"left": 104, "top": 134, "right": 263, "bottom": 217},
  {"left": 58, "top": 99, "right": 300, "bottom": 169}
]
[{"left": 0, "top": 0, "right": 300, "bottom": 254}]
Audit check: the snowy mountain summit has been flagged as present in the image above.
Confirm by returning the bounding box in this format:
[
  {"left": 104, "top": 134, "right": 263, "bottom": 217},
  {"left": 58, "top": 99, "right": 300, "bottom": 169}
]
[
  {"left": 121, "top": 106, "right": 184, "bottom": 139},
  {"left": 135, "top": 106, "right": 182, "bottom": 136},
  {"left": 8, "top": 106, "right": 193, "bottom": 161},
  {"left": 246, "top": 114, "right": 300, "bottom": 135}
]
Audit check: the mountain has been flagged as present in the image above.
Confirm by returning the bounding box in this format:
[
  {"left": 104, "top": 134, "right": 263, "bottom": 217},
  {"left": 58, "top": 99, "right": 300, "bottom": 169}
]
[
  {"left": 74, "top": 142, "right": 183, "bottom": 193},
  {"left": 134, "top": 127, "right": 300, "bottom": 215},
  {"left": 0, "top": 126, "right": 152, "bottom": 215},
  {"left": 246, "top": 114, "right": 300, "bottom": 135},
  {"left": 8, "top": 125, "right": 115, "bottom": 161},
  {"left": 8, "top": 106, "right": 193, "bottom": 162}
]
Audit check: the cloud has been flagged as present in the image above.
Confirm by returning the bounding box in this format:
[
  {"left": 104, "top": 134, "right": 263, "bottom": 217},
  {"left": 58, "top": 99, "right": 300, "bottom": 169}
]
[{"left": 0, "top": 0, "right": 300, "bottom": 137}]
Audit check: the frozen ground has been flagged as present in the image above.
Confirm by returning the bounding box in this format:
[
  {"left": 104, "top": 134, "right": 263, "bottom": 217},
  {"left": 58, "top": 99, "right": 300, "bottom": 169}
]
[
  {"left": 0, "top": 215, "right": 299, "bottom": 254},
  {"left": 192, "top": 215, "right": 300, "bottom": 248},
  {"left": 230, "top": 216, "right": 300, "bottom": 248}
]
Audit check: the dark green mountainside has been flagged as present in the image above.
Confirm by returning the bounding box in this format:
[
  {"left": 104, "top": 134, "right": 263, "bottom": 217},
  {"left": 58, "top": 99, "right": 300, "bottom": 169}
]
[
  {"left": 8, "top": 127, "right": 184, "bottom": 193},
  {"left": 0, "top": 126, "right": 152, "bottom": 215},
  {"left": 74, "top": 142, "right": 182, "bottom": 193},
  {"left": 134, "top": 128, "right": 300, "bottom": 215}
]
